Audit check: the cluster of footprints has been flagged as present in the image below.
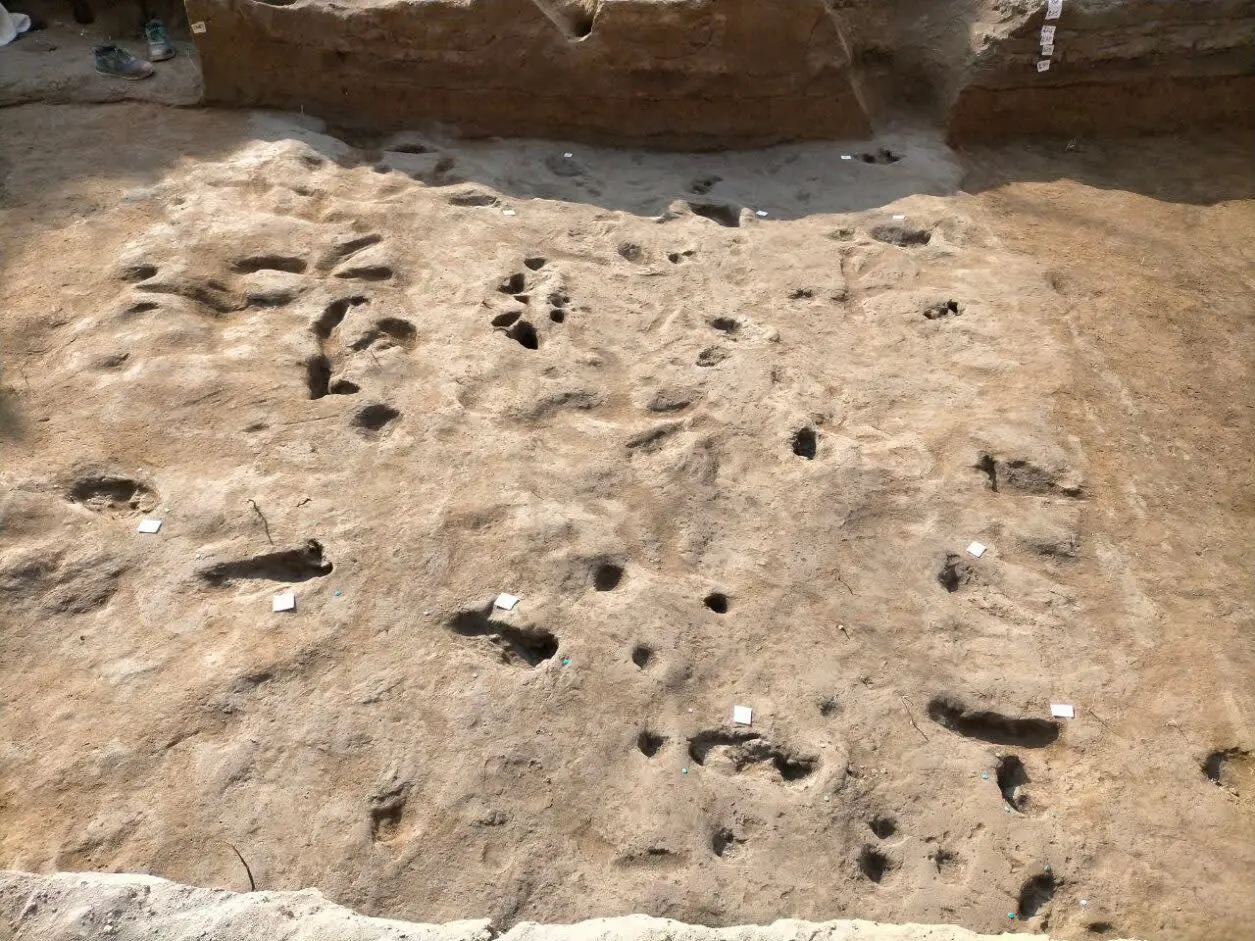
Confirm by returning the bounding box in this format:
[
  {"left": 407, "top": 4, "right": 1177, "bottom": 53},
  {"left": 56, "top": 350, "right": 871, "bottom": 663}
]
[
  {"left": 486, "top": 256, "right": 575, "bottom": 349},
  {"left": 921, "top": 450, "right": 1097, "bottom": 926},
  {"left": 116, "top": 231, "right": 413, "bottom": 437}
]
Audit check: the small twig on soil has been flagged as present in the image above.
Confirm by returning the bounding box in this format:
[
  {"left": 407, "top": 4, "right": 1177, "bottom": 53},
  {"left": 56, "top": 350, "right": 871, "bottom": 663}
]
[
  {"left": 833, "top": 568, "right": 854, "bottom": 595},
  {"left": 1088, "top": 707, "right": 1115, "bottom": 733},
  {"left": 247, "top": 498, "right": 274, "bottom": 545},
  {"left": 899, "top": 695, "right": 929, "bottom": 742},
  {"left": 226, "top": 842, "right": 256, "bottom": 892},
  {"left": 277, "top": 414, "right": 338, "bottom": 426},
  {"left": 295, "top": 497, "right": 312, "bottom": 508}
]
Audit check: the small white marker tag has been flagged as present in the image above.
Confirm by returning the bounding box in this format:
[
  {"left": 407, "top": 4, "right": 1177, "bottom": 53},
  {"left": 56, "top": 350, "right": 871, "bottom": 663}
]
[
  {"left": 1040, "top": 25, "right": 1056, "bottom": 43},
  {"left": 755, "top": 210, "right": 768, "bottom": 217},
  {"left": 967, "top": 541, "right": 987, "bottom": 558},
  {"left": 891, "top": 213, "right": 906, "bottom": 221},
  {"left": 494, "top": 593, "right": 520, "bottom": 611},
  {"left": 1037, "top": 59, "right": 1052, "bottom": 72},
  {"left": 732, "top": 705, "right": 753, "bottom": 726},
  {"left": 840, "top": 154, "right": 853, "bottom": 160},
  {"left": 1041, "top": 42, "right": 1055, "bottom": 56},
  {"left": 1050, "top": 703, "right": 1075, "bottom": 719},
  {"left": 563, "top": 152, "right": 573, "bottom": 158},
  {"left": 272, "top": 593, "right": 296, "bottom": 613},
  {"left": 136, "top": 519, "right": 162, "bottom": 534},
  {"left": 1045, "top": 0, "right": 1062, "bottom": 20},
  {"left": 501, "top": 209, "right": 516, "bottom": 216},
  {"left": 191, "top": 20, "right": 207, "bottom": 34}
]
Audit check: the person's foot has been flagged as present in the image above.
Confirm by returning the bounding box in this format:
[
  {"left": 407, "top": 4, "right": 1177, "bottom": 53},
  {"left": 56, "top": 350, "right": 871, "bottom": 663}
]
[
  {"left": 144, "top": 19, "right": 175, "bottom": 62},
  {"left": 93, "top": 44, "right": 155, "bottom": 80}
]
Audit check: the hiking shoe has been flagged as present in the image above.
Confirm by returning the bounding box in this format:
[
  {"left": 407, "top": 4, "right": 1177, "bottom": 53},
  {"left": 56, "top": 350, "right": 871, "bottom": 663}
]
[
  {"left": 144, "top": 19, "right": 175, "bottom": 62},
  {"left": 93, "top": 44, "right": 155, "bottom": 80}
]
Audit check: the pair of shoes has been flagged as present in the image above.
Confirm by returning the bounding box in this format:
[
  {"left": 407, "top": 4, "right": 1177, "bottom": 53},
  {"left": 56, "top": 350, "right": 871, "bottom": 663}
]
[{"left": 93, "top": 20, "right": 174, "bottom": 80}]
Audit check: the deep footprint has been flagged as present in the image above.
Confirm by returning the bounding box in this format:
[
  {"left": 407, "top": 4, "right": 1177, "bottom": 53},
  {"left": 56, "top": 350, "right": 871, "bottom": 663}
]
[
  {"left": 352, "top": 403, "right": 401, "bottom": 433},
  {"left": 926, "top": 695, "right": 1060, "bottom": 748},
  {"left": 231, "top": 254, "right": 308, "bottom": 275},
  {"left": 67, "top": 474, "right": 158, "bottom": 514},
  {"left": 447, "top": 606, "right": 558, "bottom": 667},
  {"left": 200, "top": 539, "right": 333, "bottom": 586},
  {"left": 869, "top": 223, "right": 931, "bottom": 247},
  {"left": 687, "top": 729, "right": 817, "bottom": 782}
]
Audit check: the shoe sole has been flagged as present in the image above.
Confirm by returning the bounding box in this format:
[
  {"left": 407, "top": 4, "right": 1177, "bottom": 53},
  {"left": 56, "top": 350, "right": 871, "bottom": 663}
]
[
  {"left": 95, "top": 66, "right": 155, "bottom": 80},
  {"left": 150, "top": 50, "right": 175, "bottom": 61}
]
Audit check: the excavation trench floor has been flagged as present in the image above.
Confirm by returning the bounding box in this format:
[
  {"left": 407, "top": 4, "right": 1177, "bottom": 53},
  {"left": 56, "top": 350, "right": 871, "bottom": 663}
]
[{"left": 0, "top": 104, "right": 1252, "bottom": 941}]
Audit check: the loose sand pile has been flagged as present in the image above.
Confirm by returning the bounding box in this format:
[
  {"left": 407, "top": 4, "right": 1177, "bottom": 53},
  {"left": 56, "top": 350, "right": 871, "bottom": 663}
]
[
  {"left": 0, "top": 102, "right": 1251, "bottom": 941},
  {"left": 3, "top": 870, "right": 1080, "bottom": 941}
]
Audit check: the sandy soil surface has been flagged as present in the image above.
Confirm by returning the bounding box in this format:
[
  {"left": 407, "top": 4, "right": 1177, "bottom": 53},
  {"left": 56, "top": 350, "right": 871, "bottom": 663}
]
[{"left": 0, "top": 103, "right": 1251, "bottom": 941}]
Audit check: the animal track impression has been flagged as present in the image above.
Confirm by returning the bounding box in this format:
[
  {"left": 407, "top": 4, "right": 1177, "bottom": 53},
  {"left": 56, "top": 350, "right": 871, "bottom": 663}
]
[
  {"left": 1017, "top": 872, "right": 1059, "bottom": 919},
  {"left": 687, "top": 729, "right": 817, "bottom": 783},
  {"left": 711, "top": 827, "right": 746, "bottom": 859},
  {"left": 200, "top": 539, "right": 334, "bottom": 586},
  {"left": 447, "top": 606, "right": 558, "bottom": 667},
  {"left": 926, "top": 695, "right": 1060, "bottom": 748},
  {"left": 869, "top": 223, "right": 931, "bottom": 247},
  {"left": 923, "top": 300, "right": 962, "bottom": 320},
  {"left": 996, "top": 754, "right": 1030, "bottom": 810},
  {"left": 687, "top": 201, "right": 741, "bottom": 228},
  {"left": 352, "top": 403, "right": 401, "bottom": 434},
  {"left": 858, "top": 845, "right": 895, "bottom": 883},
  {"left": 231, "top": 254, "right": 308, "bottom": 275},
  {"left": 937, "top": 553, "right": 977, "bottom": 592},
  {"left": 868, "top": 815, "right": 897, "bottom": 839},
  {"left": 67, "top": 473, "right": 158, "bottom": 515},
  {"left": 368, "top": 782, "right": 411, "bottom": 843},
  {"left": 1202, "top": 747, "right": 1254, "bottom": 794},
  {"left": 975, "top": 452, "right": 1085, "bottom": 498},
  {"left": 637, "top": 730, "right": 666, "bottom": 758}
]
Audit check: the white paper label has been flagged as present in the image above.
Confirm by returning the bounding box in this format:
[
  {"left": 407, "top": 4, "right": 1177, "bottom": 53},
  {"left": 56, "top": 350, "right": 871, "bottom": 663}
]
[
  {"left": 136, "top": 518, "right": 163, "bottom": 534},
  {"left": 191, "top": 20, "right": 207, "bottom": 34},
  {"left": 1037, "top": 59, "right": 1052, "bottom": 72},
  {"left": 272, "top": 593, "right": 296, "bottom": 612},
  {"left": 1045, "top": 0, "right": 1062, "bottom": 20},
  {"left": 1050, "top": 703, "right": 1075, "bottom": 719},
  {"left": 732, "top": 705, "right": 753, "bottom": 725},
  {"left": 1040, "top": 25, "right": 1056, "bottom": 43},
  {"left": 1041, "top": 42, "right": 1055, "bottom": 56}
]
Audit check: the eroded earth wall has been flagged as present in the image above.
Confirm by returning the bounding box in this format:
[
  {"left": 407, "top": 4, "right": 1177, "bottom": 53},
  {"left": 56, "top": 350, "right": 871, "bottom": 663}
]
[{"left": 183, "top": 0, "right": 1255, "bottom": 146}]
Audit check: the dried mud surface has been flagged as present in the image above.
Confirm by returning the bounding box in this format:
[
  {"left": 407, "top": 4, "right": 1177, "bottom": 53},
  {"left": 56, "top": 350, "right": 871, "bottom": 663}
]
[{"left": 0, "top": 104, "right": 1252, "bottom": 941}]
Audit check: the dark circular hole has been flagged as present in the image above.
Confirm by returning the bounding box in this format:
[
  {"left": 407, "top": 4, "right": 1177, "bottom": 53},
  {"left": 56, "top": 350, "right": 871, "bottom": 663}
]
[
  {"left": 703, "top": 592, "right": 729, "bottom": 614},
  {"left": 792, "top": 427, "right": 817, "bottom": 459},
  {"left": 506, "top": 321, "right": 539, "bottom": 350},
  {"left": 631, "top": 644, "right": 653, "bottom": 668},
  {"left": 593, "top": 563, "right": 624, "bottom": 591},
  {"left": 858, "top": 845, "right": 893, "bottom": 883},
  {"left": 549, "top": 309, "right": 566, "bottom": 323},
  {"left": 524, "top": 256, "right": 547, "bottom": 270},
  {"left": 818, "top": 696, "right": 840, "bottom": 717},
  {"left": 637, "top": 730, "right": 665, "bottom": 757}
]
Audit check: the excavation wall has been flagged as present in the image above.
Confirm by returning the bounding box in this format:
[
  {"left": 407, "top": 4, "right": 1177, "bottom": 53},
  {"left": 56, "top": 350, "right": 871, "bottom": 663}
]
[{"left": 182, "top": 0, "right": 1255, "bottom": 146}]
